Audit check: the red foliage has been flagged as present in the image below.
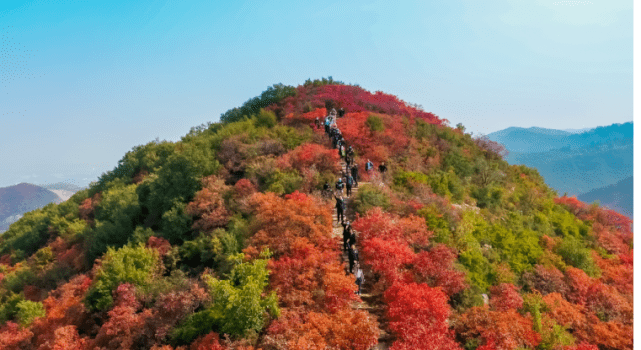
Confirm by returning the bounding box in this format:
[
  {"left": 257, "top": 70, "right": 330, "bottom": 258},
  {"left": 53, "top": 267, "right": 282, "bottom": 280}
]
[
  {"left": 563, "top": 267, "right": 592, "bottom": 305},
  {"left": 592, "top": 252, "right": 633, "bottom": 297},
  {"left": 522, "top": 265, "right": 568, "bottom": 296},
  {"left": 94, "top": 283, "right": 152, "bottom": 350},
  {"left": 412, "top": 245, "right": 467, "bottom": 297},
  {"left": 489, "top": 283, "right": 523, "bottom": 312},
  {"left": 564, "top": 342, "right": 599, "bottom": 350},
  {"left": 352, "top": 207, "right": 433, "bottom": 247},
  {"left": 48, "top": 326, "right": 88, "bottom": 350},
  {"left": 146, "top": 236, "right": 171, "bottom": 257},
  {"left": 361, "top": 238, "right": 415, "bottom": 284},
  {"left": 248, "top": 192, "right": 334, "bottom": 259},
  {"left": 185, "top": 175, "right": 231, "bottom": 232},
  {"left": 190, "top": 332, "right": 225, "bottom": 350},
  {"left": 455, "top": 307, "right": 541, "bottom": 350},
  {"left": 0, "top": 322, "right": 34, "bottom": 350},
  {"left": 233, "top": 179, "right": 256, "bottom": 198},
  {"left": 277, "top": 143, "right": 339, "bottom": 174},
  {"left": 79, "top": 193, "right": 101, "bottom": 226},
  {"left": 585, "top": 281, "right": 632, "bottom": 324},
  {"left": 384, "top": 281, "right": 461, "bottom": 350}
]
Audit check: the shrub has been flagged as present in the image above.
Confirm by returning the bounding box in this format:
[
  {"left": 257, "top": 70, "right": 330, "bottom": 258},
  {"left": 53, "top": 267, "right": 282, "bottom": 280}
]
[
  {"left": 353, "top": 184, "right": 391, "bottom": 215},
  {"left": 365, "top": 114, "right": 385, "bottom": 132},
  {"left": 556, "top": 236, "right": 599, "bottom": 277},
  {"left": 15, "top": 300, "right": 45, "bottom": 326},
  {"left": 84, "top": 244, "right": 160, "bottom": 311}
]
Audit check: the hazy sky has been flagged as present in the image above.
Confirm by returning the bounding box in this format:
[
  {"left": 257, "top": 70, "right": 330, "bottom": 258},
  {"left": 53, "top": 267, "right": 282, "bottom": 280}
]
[{"left": 0, "top": 0, "right": 633, "bottom": 187}]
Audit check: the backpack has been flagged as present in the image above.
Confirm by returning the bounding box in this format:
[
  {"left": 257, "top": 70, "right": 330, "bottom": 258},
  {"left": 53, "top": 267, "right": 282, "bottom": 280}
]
[{"left": 346, "top": 176, "right": 353, "bottom": 186}]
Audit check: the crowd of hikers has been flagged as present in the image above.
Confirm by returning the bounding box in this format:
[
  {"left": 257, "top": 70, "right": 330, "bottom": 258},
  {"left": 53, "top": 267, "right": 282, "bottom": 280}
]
[{"left": 317, "top": 107, "right": 388, "bottom": 295}]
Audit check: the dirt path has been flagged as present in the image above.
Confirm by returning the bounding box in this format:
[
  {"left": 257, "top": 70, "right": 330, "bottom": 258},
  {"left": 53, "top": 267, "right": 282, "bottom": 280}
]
[{"left": 331, "top": 159, "right": 393, "bottom": 350}]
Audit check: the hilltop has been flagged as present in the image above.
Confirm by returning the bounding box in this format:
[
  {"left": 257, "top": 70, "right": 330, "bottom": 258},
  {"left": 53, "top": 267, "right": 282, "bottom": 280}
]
[{"left": 0, "top": 79, "right": 632, "bottom": 350}]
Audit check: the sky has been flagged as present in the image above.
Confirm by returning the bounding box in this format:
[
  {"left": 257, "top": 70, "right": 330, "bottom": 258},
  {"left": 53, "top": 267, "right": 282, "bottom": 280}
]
[{"left": 0, "top": 0, "right": 633, "bottom": 188}]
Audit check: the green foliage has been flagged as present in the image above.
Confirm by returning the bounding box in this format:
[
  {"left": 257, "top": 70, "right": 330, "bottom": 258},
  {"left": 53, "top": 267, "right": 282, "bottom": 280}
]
[
  {"left": 172, "top": 254, "right": 279, "bottom": 342},
  {"left": 220, "top": 83, "right": 297, "bottom": 124},
  {"left": 393, "top": 171, "right": 429, "bottom": 189},
  {"left": 353, "top": 184, "right": 391, "bottom": 215},
  {"left": 471, "top": 185, "right": 503, "bottom": 209},
  {"left": 548, "top": 207, "right": 590, "bottom": 239},
  {"left": 0, "top": 208, "right": 52, "bottom": 258},
  {"left": 161, "top": 201, "right": 193, "bottom": 244},
  {"left": 426, "top": 170, "right": 465, "bottom": 202},
  {"left": 179, "top": 231, "right": 223, "bottom": 268},
  {"left": 303, "top": 76, "right": 344, "bottom": 87},
  {"left": 15, "top": 300, "right": 45, "bottom": 326},
  {"left": 204, "top": 254, "right": 279, "bottom": 336},
  {"left": 365, "top": 114, "right": 385, "bottom": 132},
  {"left": 485, "top": 224, "right": 543, "bottom": 275},
  {"left": 2, "top": 265, "right": 36, "bottom": 294},
  {"left": 458, "top": 248, "right": 495, "bottom": 291},
  {"left": 84, "top": 244, "right": 160, "bottom": 311},
  {"left": 415, "top": 119, "right": 437, "bottom": 140},
  {"left": 443, "top": 149, "right": 473, "bottom": 177},
  {"left": 253, "top": 109, "right": 277, "bottom": 128},
  {"left": 417, "top": 205, "right": 451, "bottom": 243},
  {"left": 0, "top": 293, "right": 24, "bottom": 323},
  {"left": 556, "top": 235, "right": 599, "bottom": 277},
  {"left": 265, "top": 169, "right": 304, "bottom": 195},
  {"left": 88, "top": 182, "right": 141, "bottom": 263}
]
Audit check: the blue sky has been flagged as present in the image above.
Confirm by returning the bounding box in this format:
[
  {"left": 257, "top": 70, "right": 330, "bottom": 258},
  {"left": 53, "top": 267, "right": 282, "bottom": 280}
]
[{"left": 0, "top": 0, "right": 633, "bottom": 187}]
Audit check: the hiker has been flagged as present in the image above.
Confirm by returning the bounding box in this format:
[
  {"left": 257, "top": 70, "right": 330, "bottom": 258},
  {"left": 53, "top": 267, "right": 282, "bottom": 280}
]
[
  {"left": 345, "top": 158, "right": 351, "bottom": 176},
  {"left": 365, "top": 159, "right": 374, "bottom": 172},
  {"left": 323, "top": 181, "right": 331, "bottom": 197},
  {"left": 324, "top": 117, "right": 331, "bottom": 134},
  {"left": 347, "top": 145, "right": 354, "bottom": 158},
  {"left": 338, "top": 107, "right": 345, "bottom": 118},
  {"left": 355, "top": 264, "right": 364, "bottom": 295},
  {"left": 351, "top": 164, "right": 359, "bottom": 187},
  {"left": 379, "top": 162, "right": 387, "bottom": 174},
  {"left": 331, "top": 108, "right": 337, "bottom": 116},
  {"left": 335, "top": 194, "right": 345, "bottom": 224},
  {"left": 348, "top": 229, "right": 357, "bottom": 248},
  {"left": 335, "top": 178, "right": 345, "bottom": 195},
  {"left": 315, "top": 117, "right": 321, "bottom": 129},
  {"left": 346, "top": 174, "right": 354, "bottom": 197},
  {"left": 342, "top": 221, "right": 352, "bottom": 251},
  {"left": 340, "top": 144, "right": 346, "bottom": 158},
  {"left": 337, "top": 142, "right": 343, "bottom": 156},
  {"left": 348, "top": 244, "right": 358, "bottom": 274}
]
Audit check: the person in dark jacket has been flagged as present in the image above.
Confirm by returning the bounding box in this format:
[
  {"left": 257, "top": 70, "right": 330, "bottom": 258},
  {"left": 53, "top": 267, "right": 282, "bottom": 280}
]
[
  {"left": 348, "top": 245, "right": 357, "bottom": 274},
  {"left": 345, "top": 174, "right": 354, "bottom": 197},
  {"left": 351, "top": 164, "right": 359, "bottom": 187},
  {"left": 338, "top": 107, "right": 345, "bottom": 118},
  {"left": 365, "top": 159, "right": 374, "bottom": 172},
  {"left": 378, "top": 162, "right": 387, "bottom": 173},
  {"left": 342, "top": 221, "right": 351, "bottom": 251},
  {"left": 348, "top": 230, "right": 357, "bottom": 248},
  {"left": 335, "top": 195, "right": 345, "bottom": 224}
]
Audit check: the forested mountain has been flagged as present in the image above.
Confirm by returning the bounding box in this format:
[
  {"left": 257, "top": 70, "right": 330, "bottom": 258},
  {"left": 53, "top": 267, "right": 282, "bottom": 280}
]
[
  {"left": 0, "top": 79, "right": 632, "bottom": 350},
  {"left": 488, "top": 123, "right": 633, "bottom": 217},
  {"left": 578, "top": 177, "right": 633, "bottom": 219},
  {"left": 0, "top": 184, "right": 62, "bottom": 233}
]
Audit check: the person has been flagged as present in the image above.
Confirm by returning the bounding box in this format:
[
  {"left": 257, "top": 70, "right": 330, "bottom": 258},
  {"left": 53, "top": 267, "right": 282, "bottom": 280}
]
[
  {"left": 365, "top": 159, "right": 374, "bottom": 172},
  {"left": 348, "top": 229, "right": 357, "bottom": 248},
  {"left": 335, "top": 195, "right": 345, "bottom": 224},
  {"left": 324, "top": 116, "right": 331, "bottom": 134},
  {"left": 323, "top": 181, "right": 331, "bottom": 197},
  {"left": 335, "top": 178, "right": 345, "bottom": 195},
  {"left": 345, "top": 158, "right": 351, "bottom": 175},
  {"left": 351, "top": 164, "right": 359, "bottom": 187},
  {"left": 346, "top": 174, "right": 354, "bottom": 197},
  {"left": 342, "top": 221, "right": 352, "bottom": 251},
  {"left": 337, "top": 142, "right": 343, "bottom": 156},
  {"left": 354, "top": 264, "right": 364, "bottom": 295},
  {"left": 338, "top": 107, "right": 345, "bottom": 118},
  {"left": 348, "top": 245, "right": 357, "bottom": 274},
  {"left": 315, "top": 117, "right": 321, "bottom": 130},
  {"left": 347, "top": 146, "right": 354, "bottom": 158},
  {"left": 331, "top": 108, "right": 337, "bottom": 116},
  {"left": 379, "top": 161, "right": 387, "bottom": 174}
]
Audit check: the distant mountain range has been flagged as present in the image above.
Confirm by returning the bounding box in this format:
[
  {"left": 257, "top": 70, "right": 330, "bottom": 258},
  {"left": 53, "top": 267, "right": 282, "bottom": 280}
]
[
  {"left": 488, "top": 122, "right": 633, "bottom": 218},
  {"left": 0, "top": 182, "right": 84, "bottom": 233}
]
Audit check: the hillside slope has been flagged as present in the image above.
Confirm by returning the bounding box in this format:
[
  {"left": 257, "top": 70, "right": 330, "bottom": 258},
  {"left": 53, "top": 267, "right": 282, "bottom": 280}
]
[{"left": 0, "top": 79, "right": 631, "bottom": 350}]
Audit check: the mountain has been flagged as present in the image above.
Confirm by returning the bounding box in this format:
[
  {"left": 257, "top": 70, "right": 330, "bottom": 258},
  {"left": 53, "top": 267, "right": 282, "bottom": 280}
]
[
  {"left": 0, "top": 183, "right": 84, "bottom": 233},
  {"left": 488, "top": 122, "right": 633, "bottom": 216},
  {"left": 0, "top": 183, "right": 62, "bottom": 232},
  {"left": 0, "top": 79, "right": 631, "bottom": 349},
  {"left": 578, "top": 176, "right": 633, "bottom": 218},
  {"left": 487, "top": 122, "right": 632, "bottom": 154}
]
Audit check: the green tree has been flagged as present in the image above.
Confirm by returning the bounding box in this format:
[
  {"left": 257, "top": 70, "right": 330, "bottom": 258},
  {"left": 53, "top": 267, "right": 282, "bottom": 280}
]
[
  {"left": 84, "top": 244, "right": 160, "bottom": 311},
  {"left": 16, "top": 300, "right": 45, "bottom": 326}
]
